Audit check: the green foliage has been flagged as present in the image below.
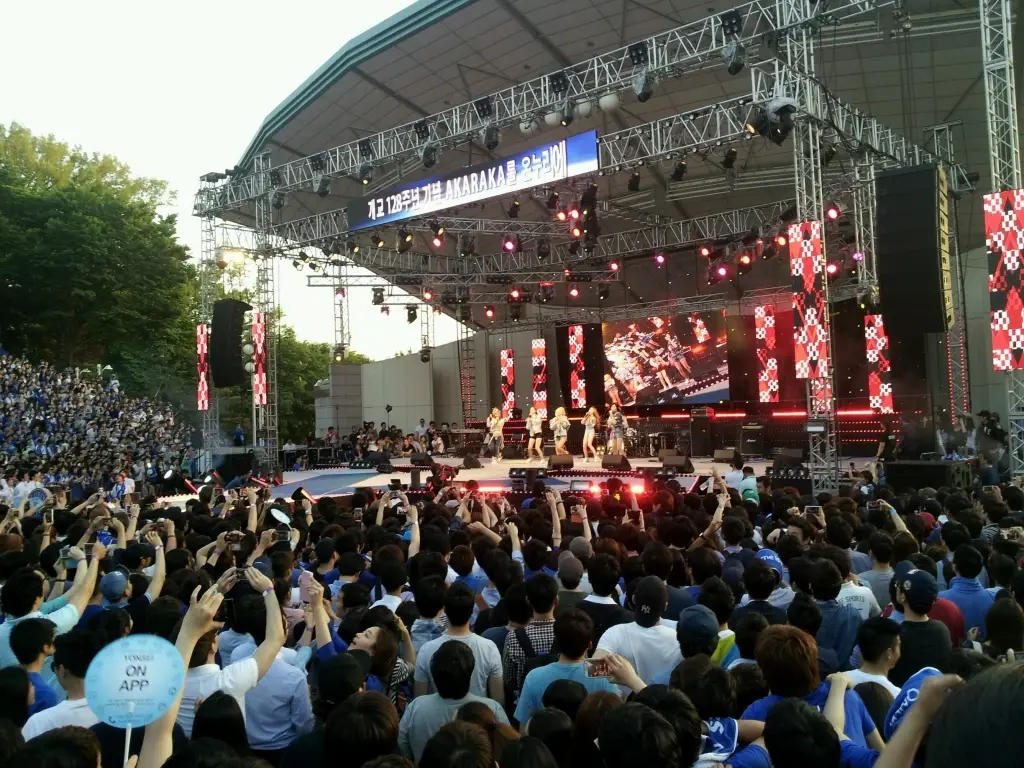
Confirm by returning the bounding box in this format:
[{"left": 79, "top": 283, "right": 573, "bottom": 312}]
[{"left": 342, "top": 350, "right": 372, "bottom": 364}]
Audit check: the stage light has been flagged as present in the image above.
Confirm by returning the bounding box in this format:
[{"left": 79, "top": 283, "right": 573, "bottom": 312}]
[
  {"left": 398, "top": 229, "right": 413, "bottom": 253},
  {"left": 546, "top": 191, "right": 560, "bottom": 210},
  {"left": 358, "top": 163, "right": 373, "bottom": 185},
  {"left": 608, "top": 260, "right": 619, "bottom": 272},
  {"left": 628, "top": 171, "right": 641, "bottom": 192},
  {"left": 826, "top": 202, "right": 842, "bottom": 221},
  {"left": 484, "top": 305, "right": 496, "bottom": 319},
  {"left": 508, "top": 199, "right": 520, "bottom": 219},
  {"left": 420, "top": 144, "right": 437, "bottom": 168},
  {"left": 460, "top": 236, "right": 476, "bottom": 257},
  {"left": 568, "top": 241, "right": 581, "bottom": 255},
  {"left": 538, "top": 283, "right": 555, "bottom": 303},
  {"left": 723, "top": 148, "right": 738, "bottom": 169},
  {"left": 308, "top": 262, "right": 320, "bottom": 273},
  {"left": 423, "top": 289, "right": 433, "bottom": 301},
  {"left": 555, "top": 208, "right": 567, "bottom": 222},
  {"left": 775, "top": 233, "right": 788, "bottom": 248},
  {"left": 406, "top": 305, "right": 418, "bottom": 323},
  {"left": 698, "top": 245, "right": 712, "bottom": 258},
  {"left": 671, "top": 160, "right": 687, "bottom": 182},
  {"left": 371, "top": 232, "right": 386, "bottom": 248},
  {"left": 481, "top": 123, "right": 500, "bottom": 151},
  {"left": 509, "top": 287, "right": 521, "bottom": 300},
  {"left": 760, "top": 242, "right": 777, "bottom": 261},
  {"left": 414, "top": 119, "right": 430, "bottom": 141},
  {"left": 852, "top": 251, "right": 864, "bottom": 262},
  {"left": 347, "top": 240, "right": 359, "bottom": 254},
  {"left": 569, "top": 284, "right": 580, "bottom": 298},
  {"left": 720, "top": 8, "right": 744, "bottom": 35},
  {"left": 737, "top": 251, "right": 753, "bottom": 275},
  {"left": 598, "top": 286, "right": 611, "bottom": 301},
  {"left": 826, "top": 261, "right": 840, "bottom": 276},
  {"left": 372, "top": 287, "right": 385, "bottom": 305},
  {"left": 420, "top": 346, "right": 432, "bottom": 363},
  {"left": 570, "top": 224, "right": 583, "bottom": 238},
  {"left": 333, "top": 344, "right": 345, "bottom": 363},
  {"left": 568, "top": 203, "right": 581, "bottom": 220},
  {"left": 316, "top": 174, "right": 331, "bottom": 197},
  {"left": 560, "top": 102, "right": 575, "bottom": 127},
  {"left": 431, "top": 233, "right": 444, "bottom": 248},
  {"left": 654, "top": 252, "right": 666, "bottom": 265},
  {"left": 510, "top": 304, "right": 522, "bottom": 322},
  {"left": 270, "top": 190, "right": 286, "bottom": 209},
  {"left": 537, "top": 239, "right": 551, "bottom": 260},
  {"left": 723, "top": 40, "right": 746, "bottom": 74},
  {"left": 821, "top": 142, "right": 837, "bottom": 166},
  {"left": 503, "top": 235, "right": 522, "bottom": 253},
  {"left": 292, "top": 259, "right": 303, "bottom": 271},
  {"left": 632, "top": 70, "right": 652, "bottom": 102},
  {"left": 717, "top": 264, "right": 729, "bottom": 277}
]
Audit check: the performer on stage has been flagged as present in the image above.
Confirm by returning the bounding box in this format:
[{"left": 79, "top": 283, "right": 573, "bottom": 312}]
[
  {"left": 550, "top": 407, "right": 570, "bottom": 455},
  {"left": 604, "top": 373, "right": 622, "bottom": 408},
  {"left": 582, "top": 407, "right": 600, "bottom": 462},
  {"left": 526, "top": 406, "right": 545, "bottom": 461},
  {"left": 486, "top": 407, "right": 506, "bottom": 463},
  {"left": 606, "top": 403, "right": 627, "bottom": 456}
]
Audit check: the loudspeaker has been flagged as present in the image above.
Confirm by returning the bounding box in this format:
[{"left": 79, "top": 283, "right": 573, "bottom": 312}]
[
  {"left": 501, "top": 445, "right": 522, "bottom": 459},
  {"left": 658, "top": 449, "right": 679, "bottom": 460},
  {"left": 876, "top": 166, "right": 954, "bottom": 334},
  {"left": 884, "top": 460, "right": 972, "bottom": 490},
  {"left": 772, "top": 450, "right": 806, "bottom": 472},
  {"left": 375, "top": 461, "right": 393, "bottom": 474},
  {"left": 661, "top": 455, "right": 695, "bottom": 473},
  {"left": 548, "top": 455, "right": 575, "bottom": 469},
  {"left": 691, "top": 415, "right": 712, "bottom": 456},
  {"left": 713, "top": 449, "right": 735, "bottom": 462},
  {"left": 602, "top": 455, "right": 632, "bottom": 470},
  {"left": 210, "top": 298, "right": 253, "bottom": 388},
  {"left": 411, "top": 453, "right": 434, "bottom": 467},
  {"left": 462, "top": 455, "right": 482, "bottom": 469}
]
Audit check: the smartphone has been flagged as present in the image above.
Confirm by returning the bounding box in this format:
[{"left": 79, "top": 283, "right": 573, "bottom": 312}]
[
  {"left": 569, "top": 480, "right": 591, "bottom": 492},
  {"left": 388, "top": 478, "right": 402, "bottom": 491},
  {"left": 866, "top": 500, "right": 882, "bottom": 511},
  {"left": 804, "top": 505, "right": 822, "bottom": 515},
  {"left": 235, "top": 567, "right": 248, "bottom": 579},
  {"left": 273, "top": 529, "right": 290, "bottom": 543},
  {"left": 298, "top": 570, "right": 313, "bottom": 604},
  {"left": 352, "top": 508, "right": 363, "bottom": 522},
  {"left": 983, "top": 485, "right": 998, "bottom": 493},
  {"left": 59, "top": 546, "right": 75, "bottom": 569},
  {"left": 228, "top": 531, "right": 243, "bottom": 552},
  {"left": 42, "top": 510, "right": 53, "bottom": 525},
  {"left": 584, "top": 659, "right": 610, "bottom": 678},
  {"left": 83, "top": 543, "right": 94, "bottom": 558},
  {"left": 215, "top": 598, "right": 235, "bottom": 624},
  {"left": 390, "top": 490, "right": 399, "bottom": 500}
]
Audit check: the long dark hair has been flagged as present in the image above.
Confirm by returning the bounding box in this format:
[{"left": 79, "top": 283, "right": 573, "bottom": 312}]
[
  {"left": 0, "top": 667, "right": 31, "bottom": 727},
  {"left": 457, "top": 701, "right": 519, "bottom": 762},
  {"left": 191, "top": 690, "right": 251, "bottom": 755}
]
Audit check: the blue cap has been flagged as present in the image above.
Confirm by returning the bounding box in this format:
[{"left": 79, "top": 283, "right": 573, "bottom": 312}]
[
  {"left": 884, "top": 667, "right": 941, "bottom": 739},
  {"left": 99, "top": 567, "right": 130, "bottom": 604},
  {"left": 756, "top": 548, "right": 784, "bottom": 576}
]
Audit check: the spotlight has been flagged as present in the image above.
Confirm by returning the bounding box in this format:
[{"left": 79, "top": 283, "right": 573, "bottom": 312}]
[
  {"left": 474, "top": 97, "right": 493, "bottom": 119},
  {"left": 537, "top": 240, "right": 551, "bottom": 260},
  {"left": 775, "top": 233, "right": 789, "bottom": 248},
  {"left": 429, "top": 221, "right": 445, "bottom": 248},
  {"left": 609, "top": 260, "right": 620, "bottom": 272},
  {"left": 371, "top": 232, "right": 386, "bottom": 248},
  {"left": 358, "top": 163, "right": 373, "bottom": 185},
  {"left": 316, "top": 175, "right": 331, "bottom": 197},
  {"left": 423, "top": 289, "right": 434, "bottom": 301},
  {"left": 737, "top": 251, "right": 753, "bottom": 275},
  {"left": 509, "top": 287, "right": 522, "bottom": 301},
  {"left": 760, "top": 243, "right": 777, "bottom": 261},
  {"left": 851, "top": 251, "right": 864, "bottom": 262},
  {"left": 568, "top": 204, "right": 581, "bottom": 220},
  {"left": 555, "top": 207, "right": 568, "bottom": 222},
  {"left": 698, "top": 245, "right": 712, "bottom": 258},
  {"left": 420, "top": 144, "right": 437, "bottom": 168},
  {"left": 826, "top": 202, "right": 842, "bottom": 221},
  {"left": 481, "top": 124, "right": 501, "bottom": 150},
  {"left": 717, "top": 264, "right": 729, "bottom": 278},
  {"left": 420, "top": 346, "right": 432, "bottom": 363},
  {"left": 507, "top": 199, "right": 520, "bottom": 219},
  {"left": 406, "top": 305, "right": 418, "bottom": 323},
  {"left": 560, "top": 103, "right": 575, "bottom": 127},
  {"left": 484, "top": 305, "right": 496, "bottom": 319},
  {"left": 457, "top": 305, "right": 472, "bottom": 322},
  {"left": 671, "top": 160, "right": 687, "bottom": 182},
  {"left": 598, "top": 286, "right": 611, "bottom": 301},
  {"left": 632, "top": 70, "right": 652, "bottom": 102},
  {"left": 502, "top": 235, "right": 522, "bottom": 253},
  {"left": 628, "top": 42, "right": 649, "bottom": 66},
  {"left": 546, "top": 191, "right": 560, "bottom": 210},
  {"left": 655, "top": 252, "right": 666, "bottom": 265},
  {"left": 372, "top": 287, "right": 385, "bottom": 305},
  {"left": 720, "top": 8, "right": 744, "bottom": 35},
  {"left": 568, "top": 241, "right": 581, "bottom": 255},
  {"left": 723, "top": 40, "right": 746, "bottom": 75},
  {"left": 538, "top": 283, "right": 556, "bottom": 303},
  {"left": 333, "top": 344, "right": 345, "bottom": 363},
  {"left": 460, "top": 236, "right": 477, "bottom": 257},
  {"left": 569, "top": 284, "right": 580, "bottom": 298},
  {"left": 510, "top": 304, "right": 522, "bottom": 322},
  {"left": 414, "top": 120, "right": 430, "bottom": 141},
  {"left": 398, "top": 229, "right": 413, "bottom": 253},
  {"left": 292, "top": 259, "right": 303, "bottom": 271},
  {"left": 826, "top": 261, "right": 840, "bottom": 276},
  {"left": 299, "top": 251, "right": 311, "bottom": 263},
  {"left": 722, "top": 148, "right": 738, "bottom": 169},
  {"left": 627, "top": 171, "right": 641, "bottom": 192},
  {"left": 570, "top": 224, "right": 583, "bottom": 238}
]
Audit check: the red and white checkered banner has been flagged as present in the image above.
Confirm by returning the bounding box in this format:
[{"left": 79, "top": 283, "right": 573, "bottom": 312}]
[
  {"left": 810, "top": 377, "right": 834, "bottom": 416},
  {"left": 789, "top": 221, "right": 830, "bottom": 380},
  {"left": 252, "top": 312, "right": 267, "bottom": 406},
  {"left": 986, "top": 189, "right": 1024, "bottom": 370},
  {"left": 689, "top": 314, "right": 711, "bottom": 343},
  {"left": 754, "top": 305, "right": 779, "bottom": 403},
  {"left": 196, "top": 324, "right": 209, "bottom": 412},
  {"left": 568, "top": 324, "right": 587, "bottom": 408},
  {"left": 531, "top": 338, "right": 548, "bottom": 418},
  {"left": 500, "top": 349, "right": 515, "bottom": 417},
  {"left": 865, "top": 314, "right": 894, "bottom": 413}
]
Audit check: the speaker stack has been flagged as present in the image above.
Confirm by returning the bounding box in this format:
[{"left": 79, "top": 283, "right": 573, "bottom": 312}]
[{"left": 210, "top": 298, "right": 252, "bottom": 388}]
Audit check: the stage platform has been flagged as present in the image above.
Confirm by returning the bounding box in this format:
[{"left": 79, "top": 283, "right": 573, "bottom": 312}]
[{"left": 274, "top": 455, "right": 863, "bottom": 498}]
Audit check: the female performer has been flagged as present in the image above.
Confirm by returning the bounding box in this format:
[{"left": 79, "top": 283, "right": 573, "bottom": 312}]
[
  {"left": 603, "top": 373, "right": 622, "bottom": 408},
  {"left": 606, "top": 403, "right": 627, "bottom": 456},
  {"left": 526, "top": 406, "right": 545, "bottom": 461},
  {"left": 549, "top": 407, "right": 570, "bottom": 456},
  {"left": 582, "top": 407, "right": 600, "bottom": 462},
  {"left": 486, "top": 407, "right": 506, "bottom": 463}
]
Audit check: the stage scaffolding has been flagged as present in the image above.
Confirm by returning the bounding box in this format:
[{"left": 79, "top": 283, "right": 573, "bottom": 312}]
[{"left": 192, "top": 0, "right": 988, "bottom": 488}]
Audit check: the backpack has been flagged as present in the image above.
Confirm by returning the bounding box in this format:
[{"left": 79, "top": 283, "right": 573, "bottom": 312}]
[{"left": 509, "top": 628, "right": 559, "bottom": 712}]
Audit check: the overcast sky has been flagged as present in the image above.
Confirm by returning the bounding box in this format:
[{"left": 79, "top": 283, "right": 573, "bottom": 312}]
[{"left": 0, "top": 0, "right": 459, "bottom": 359}]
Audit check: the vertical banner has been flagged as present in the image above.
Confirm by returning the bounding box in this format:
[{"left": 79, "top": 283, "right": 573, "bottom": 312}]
[
  {"left": 865, "top": 314, "right": 895, "bottom": 413},
  {"left": 252, "top": 312, "right": 267, "bottom": 406},
  {"left": 196, "top": 324, "right": 209, "bottom": 412},
  {"left": 568, "top": 324, "right": 587, "bottom": 408},
  {"left": 789, "top": 221, "right": 830, "bottom": 380},
  {"left": 500, "top": 349, "right": 515, "bottom": 417},
  {"left": 754, "top": 305, "right": 779, "bottom": 403},
  {"left": 985, "top": 189, "right": 1024, "bottom": 370},
  {"left": 531, "top": 339, "right": 548, "bottom": 418}
]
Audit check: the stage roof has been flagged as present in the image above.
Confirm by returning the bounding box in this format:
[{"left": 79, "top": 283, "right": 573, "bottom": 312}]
[{"left": 218, "top": 0, "right": 1014, "bottom": 324}]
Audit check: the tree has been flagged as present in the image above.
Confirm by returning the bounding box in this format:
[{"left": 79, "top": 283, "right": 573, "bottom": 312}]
[{"left": 342, "top": 350, "right": 372, "bottom": 364}]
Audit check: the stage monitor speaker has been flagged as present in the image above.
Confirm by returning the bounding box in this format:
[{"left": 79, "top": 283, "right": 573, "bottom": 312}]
[
  {"left": 875, "top": 166, "right": 954, "bottom": 334},
  {"left": 602, "top": 455, "right": 632, "bottom": 470},
  {"left": 884, "top": 460, "right": 972, "bottom": 491},
  {"left": 548, "top": 455, "right": 575, "bottom": 469},
  {"left": 772, "top": 449, "right": 806, "bottom": 472},
  {"left": 410, "top": 452, "right": 435, "bottom": 467},
  {"left": 210, "top": 298, "right": 252, "bottom": 388},
  {"left": 713, "top": 449, "right": 735, "bottom": 462},
  {"left": 658, "top": 449, "right": 679, "bottom": 460},
  {"left": 375, "top": 461, "right": 393, "bottom": 474},
  {"left": 462, "top": 455, "right": 482, "bottom": 469},
  {"left": 661, "top": 455, "right": 694, "bottom": 473},
  {"left": 501, "top": 445, "right": 522, "bottom": 460}
]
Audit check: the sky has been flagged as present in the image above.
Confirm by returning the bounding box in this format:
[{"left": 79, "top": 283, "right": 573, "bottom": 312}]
[{"left": 0, "top": 0, "right": 459, "bottom": 359}]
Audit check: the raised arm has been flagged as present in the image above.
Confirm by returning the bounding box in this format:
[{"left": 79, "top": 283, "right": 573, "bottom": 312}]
[
  {"left": 144, "top": 532, "right": 167, "bottom": 601},
  {"left": 64, "top": 542, "right": 106, "bottom": 617},
  {"left": 244, "top": 567, "right": 287, "bottom": 679},
  {"left": 407, "top": 504, "right": 421, "bottom": 558}
]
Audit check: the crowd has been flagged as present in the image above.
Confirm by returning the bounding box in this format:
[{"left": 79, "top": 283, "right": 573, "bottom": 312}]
[
  {"left": 0, "top": 460, "right": 1023, "bottom": 768},
  {"left": 0, "top": 354, "right": 194, "bottom": 501},
  {"left": 308, "top": 421, "right": 450, "bottom": 466}
]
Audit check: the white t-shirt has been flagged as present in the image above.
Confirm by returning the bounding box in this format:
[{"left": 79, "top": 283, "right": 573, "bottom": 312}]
[
  {"left": 177, "top": 658, "right": 259, "bottom": 737},
  {"left": 414, "top": 633, "right": 502, "bottom": 698},
  {"left": 838, "top": 581, "right": 882, "bottom": 621},
  {"left": 596, "top": 622, "right": 681, "bottom": 683},
  {"left": 845, "top": 669, "right": 900, "bottom": 697},
  {"left": 22, "top": 698, "right": 98, "bottom": 740},
  {"left": 370, "top": 594, "right": 404, "bottom": 613}
]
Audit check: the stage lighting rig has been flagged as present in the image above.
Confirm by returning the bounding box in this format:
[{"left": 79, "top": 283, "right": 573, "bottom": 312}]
[
  {"left": 560, "top": 101, "right": 575, "bottom": 127},
  {"left": 537, "top": 239, "right": 551, "bottom": 260},
  {"left": 549, "top": 71, "right": 569, "bottom": 98},
  {"left": 460, "top": 236, "right": 476, "bottom": 257},
  {"left": 502, "top": 235, "right": 523, "bottom": 254},
  {"left": 473, "top": 96, "right": 493, "bottom": 120},
  {"left": 292, "top": 259, "right": 303, "bottom": 272},
  {"left": 570, "top": 223, "right": 583, "bottom": 238},
  {"left": 598, "top": 285, "right": 611, "bottom": 301},
  {"left": 507, "top": 198, "right": 520, "bottom": 219},
  {"left": 723, "top": 40, "right": 746, "bottom": 75},
  {"left": 509, "top": 287, "right": 522, "bottom": 301},
  {"left": 826, "top": 261, "right": 840, "bottom": 277},
  {"left": 568, "top": 284, "right": 580, "bottom": 298},
  {"left": 422, "top": 289, "right": 434, "bottom": 303},
  {"left": 429, "top": 221, "right": 445, "bottom": 248},
  {"left": 608, "top": 260, "right": 620, "bottom": 272},
  {"left": 481, "top": 123, "right": 501, "bottom": 151},
  {"left": 270, "top": 191, "right": 286, "bottom": 209},
  {"left": 722, "top": 148, "right": 738, "bottom": 169},
  {"left": 627, "top": 171, "right": 641, "bottom": 192},
  {"left": 333, "top": 345, "right": 346, "bottom": 363},
  {"left": 775, "top": 233, "right": 789, "bottom": 248},
  {"left": 555, "top": 206, "right": 568, "bottom": 222},
  {"left": 397, "top": 229, "right": 413, "bottom": 253},
  {"left": 698, "top": 245, "right": 712, "bottom": 258},
  {"left": 568, "top": 202, "right": 581, "bottom": 220},
  {"left": 581, "top": 182, "right": 598, "bottom": 210},
  {"left": 420, "top": 144, "right": 438, "bottom": 168},
  {"left": 671, "top": 160, "right": 687, "bottom": 182},
  {"left": 406, "top": 305, "right": 418, "bottom": 323},
  {"left": 708, "top": 263, "right": 730, "bottom": 285},
  {"left": 632, "top": 70, "right": 652, "bottom": 103},
  {"left": 627, "top": 41, "right": 649, "bottom": 66},
  {"left": 420, "top": 346, "right": 432, "bottom": 363},
  {"left": 509, "top": 304, "right": 522, "bottom": 322},
  {"left": 457, "top": 305, "right": 472, "bottom": 322},
  {"left": 655, "top": 252, "right": 666, "bottom": 265},
  {"left": 484, "top": 305, "right": 496, "bottom": 319},
  {"left": 316, "top": 175, "right": 331, "bottom": 197},
  {"left": 414, "top": 119, "right": 430, "bottom": 141},
  {"left": 826, "top": 202, "right": 842, "bottom": 221},
  {"left": 760, "top": 241, "right": 777, "bottom": 260},
  {"left": 346, "top": 240, "right": 360, "bottom": 255},
  {"left": 538, "top": 283, "right": 555, "bottom": 303},
  {"left": 720, "top": 8, "right": 744, "bottom": 35},
  {"left": 358, "top": 163, "right": 373, "bottom": 185},
  {"left": 372, "top": 287, "right": 385, "bottom": 305},
  {"left": 546, "top": 191, "right": 560, "bottom": 210},
  {"left": 737, "top": 251, "right": 753, "bottom": 275},
  {"left": 371, "top": 232, "right": 386, "bottom": 248}
]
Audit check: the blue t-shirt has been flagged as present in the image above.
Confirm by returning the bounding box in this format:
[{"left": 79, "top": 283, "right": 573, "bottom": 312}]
[
  {"left": 514, "top": 661, "right": 619, "bottom": 724},
  {"left": 840, "top": 739, "right": 879, "bottom": 768},
  {"left": 741, "top": 683, "right": 877, "bottom": 747},
  {"left": 27, "top": 671, "right": 58, "bottom": 716}
]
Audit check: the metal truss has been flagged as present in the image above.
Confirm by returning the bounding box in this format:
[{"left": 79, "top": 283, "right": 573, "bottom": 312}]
[
  {"left": 253, "top": 152, "right": 279, "bottom": 474},
  {"left": 194, "top": 0, "right": 896, "bottom": 217},
  {"left": 851, "top": 159, "right": 877, "bottom": 289},
  {"left": 198, "top": 212, "right": 220, "bottom": 468},
  {"left": 306, "top": 270, "right": 614, "bottom": 289},
  {"left": 457, "top": 321, "right": 476, "bottom": 428},
  {"left": 420, "top": 307, "right": 433, "bottom": 352},
  {"left": 979, "top": 0, "right": 1023, "bottom": 474},
  {"left": 925, "top": 122, "right": 970, "bottom": 417}
]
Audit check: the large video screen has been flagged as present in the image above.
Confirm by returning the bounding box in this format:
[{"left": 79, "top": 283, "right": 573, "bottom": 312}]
[{"left": 602, "top": 312, "right": 730, "bottom": 406}]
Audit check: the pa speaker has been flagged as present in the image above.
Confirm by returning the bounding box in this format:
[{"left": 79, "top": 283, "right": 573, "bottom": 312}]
[
  {"left": 602, "top": 455, "right": 631, "bottom": 470},
  {"left": 548, "top": 455, "right": 575, "bottom": 470},
  {"left": 772, "top": 450, "right": 806, "bottom": 472},
  {"left": 210, "top": 298, "right": 252, "bottom": 388},
  {"left": 410, "top": 453, "right": 435, "bottom": 467},
  {"left": 658, "top": 449, "right": 679, "bottom": 460},
  {"left": 884, "top": 460, "right": 972, "bottom": 491},
  {"left": 462, "top": 455, "right": 482, "bottom": 469},
  {"left": 501, "top": 445, "right": 522, "bottom": 459},
  {"left": 713, "top": 449, "right": 735, "bottom": 462},
  {"left": 661, "top": 455, "right": 695, "bottom": 473}
]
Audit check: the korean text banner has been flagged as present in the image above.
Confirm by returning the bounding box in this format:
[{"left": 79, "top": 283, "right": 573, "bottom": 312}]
[{"left": 349, "top": 130, "right": 600, "bottom": 231}]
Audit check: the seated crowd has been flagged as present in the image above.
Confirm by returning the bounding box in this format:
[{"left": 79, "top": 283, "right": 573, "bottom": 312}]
[{"left": 0, "top": 464, "right": 1022, "bottom": 768}]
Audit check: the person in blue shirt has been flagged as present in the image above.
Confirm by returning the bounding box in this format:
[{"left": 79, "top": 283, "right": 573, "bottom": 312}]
[
  {"left": 450, "top": 546, "right": 488, "bottom": 594},
  {"left": 939, "top": 544, "right": 995, "bottom": 639},
  {"left": 9, "top": 618, "right": 58, "bottom": 716},
  {"left": 811, "top": 559, "right": 862, "bottom": 668},
  {"left": 742, "top": 624, "right": 884, "bottom": 751}
]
